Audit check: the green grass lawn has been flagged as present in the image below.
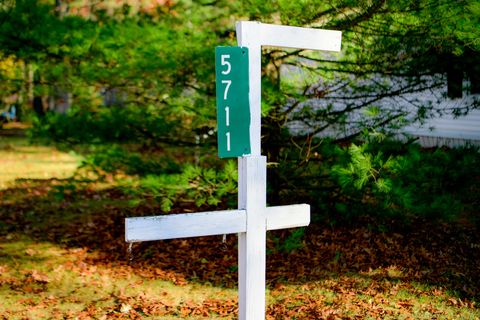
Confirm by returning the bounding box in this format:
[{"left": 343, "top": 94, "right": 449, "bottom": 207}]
[
  {"left": 0, "top": 237, "right": 238, "bottom": 319},
  {"left": 0, "top": 236, "right": 478, "bottom": 319},
  {"left": 0, "top": 134, "right": 479, "bottom": 319},
  {"left": 0, "top": 135, "right": 81, "bottom": 189}
]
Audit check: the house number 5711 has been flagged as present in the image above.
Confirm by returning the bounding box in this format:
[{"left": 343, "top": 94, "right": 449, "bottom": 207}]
[
  {"left": 221, "top": 54, "right": 232, "bottom": 150},
  {"left": 215, "top": 47, "right": 251, "bottom": 158}
]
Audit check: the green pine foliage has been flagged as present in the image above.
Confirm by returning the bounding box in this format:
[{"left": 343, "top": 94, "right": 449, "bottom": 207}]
[
  {"left": 330, "top": 139, "right": 480, "bottom": 222},
  {"left": 122, "top": 160, "right": 238, "bottom": 213},
  {"left": 78, "top": 145, "right": 181, "bottom": 176},
  {"left": 265, "top": 134, "right": 479, "bottom": 225},
  {"left": 272, "top": 228, "right": 306, "bottom": 254},
  {"left": 1, "top": 0, "right": 478, "bottom": 227}
]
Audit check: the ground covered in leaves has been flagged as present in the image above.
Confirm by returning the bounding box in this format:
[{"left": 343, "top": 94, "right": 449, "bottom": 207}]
[
  {"left": 0, "top": 178, "right": 479, "bottom": 319},
  {"left": 0, "top": 135, "right": 479, "bottom": 319}
]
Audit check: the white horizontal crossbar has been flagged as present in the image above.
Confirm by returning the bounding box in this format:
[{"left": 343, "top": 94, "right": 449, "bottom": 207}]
[
  {"left": 266, "top": 204, "right": 310, "bottom": 231},
  {"left": 125, "top": 204, "right": 310, "bottom": 242},
  {"left": 237, "top": 21, "right": 342, "bottom": 52},
  {"left": 125, "top": 209, "right": 246, "bottom": 242}
]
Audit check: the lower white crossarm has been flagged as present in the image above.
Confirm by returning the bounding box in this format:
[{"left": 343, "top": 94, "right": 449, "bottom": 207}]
[
  {"left": 125, "top": 209, "right": 246, "bottom": 242},
  {"left": 125, "top": 203, "right": 310, "bottom": 243},
  {"left": 266, "top": 204, "right": 310, "bottom": 230}
]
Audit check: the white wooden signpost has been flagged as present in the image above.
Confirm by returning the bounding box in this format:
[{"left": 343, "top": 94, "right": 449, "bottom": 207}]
[{"left": 126, "top": 21, "right": 341, "bottom": 320}]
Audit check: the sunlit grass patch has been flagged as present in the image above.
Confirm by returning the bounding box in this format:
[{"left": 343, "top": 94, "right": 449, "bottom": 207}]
[
  {"left": 0, "top": 136, "right": 82, "bottom": 189},
  {"left": 0, "top": 236, "right": 238, "bottom": 319}
]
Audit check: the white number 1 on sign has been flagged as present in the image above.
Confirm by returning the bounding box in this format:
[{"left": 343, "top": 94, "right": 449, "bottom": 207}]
[
  {"left": 225, "top": 106, "right": 230, "bottom": 126},
  {"left": 225, "top": 132, "right": 231, "bottom": 151}
]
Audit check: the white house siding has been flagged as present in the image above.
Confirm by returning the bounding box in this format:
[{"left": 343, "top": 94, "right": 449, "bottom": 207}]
[
  {"left": 403, "top": 108, "right": 480, "bottom": 147},
  {"left": 281, "top": 65, "right": 480, "bottom": 148}
]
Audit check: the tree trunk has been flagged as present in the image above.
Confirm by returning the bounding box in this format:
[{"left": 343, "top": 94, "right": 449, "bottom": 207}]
[{"left": 447, "top": 56, "right": 463, "bottom": 99}]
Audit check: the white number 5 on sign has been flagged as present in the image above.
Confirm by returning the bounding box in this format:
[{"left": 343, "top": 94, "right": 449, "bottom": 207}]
[{"left": 221, "top": 54, "right": 231, "bottom": 75}]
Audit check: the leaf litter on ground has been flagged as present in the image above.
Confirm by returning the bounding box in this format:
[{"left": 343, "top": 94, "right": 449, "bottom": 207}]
[{"left": 0, "top": 178, "right": 479, "bottom": 319}]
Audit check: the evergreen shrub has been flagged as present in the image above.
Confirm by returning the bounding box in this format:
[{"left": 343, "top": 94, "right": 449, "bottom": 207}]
[{"left": 278, "top": 138, "right": 480, "bottom": 224}]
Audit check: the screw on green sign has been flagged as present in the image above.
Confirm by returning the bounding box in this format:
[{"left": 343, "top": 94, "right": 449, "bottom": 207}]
[{"left": 215, "top": 46, "right": 251, "bottom": 158}]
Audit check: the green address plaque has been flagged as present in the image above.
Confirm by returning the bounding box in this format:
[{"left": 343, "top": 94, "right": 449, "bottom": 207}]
[{"left": 215, "top": 46, "right": 251, "bottom": 158}]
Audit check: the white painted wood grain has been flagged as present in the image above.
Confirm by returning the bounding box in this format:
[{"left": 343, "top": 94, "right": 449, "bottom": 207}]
[
  {"left": 238, "top": 156, "right": 267, "bottom": 320},
  {"left": 236, "top": 22, "right": 337, "bottom": 319},
  {"left": 236, "top": 22, "right": 262, "bottom": 156},
  {"left": 125, "top": 203, "right": 310, "bottom": 243},
  {"left": 266, "top": 204, "right": 310, "bottom": 230},
  {"left": 125, "top": 209, "right": 246, "bottom": 242},
  {"left": 237, "top": 21, "right": 342, "bottom": 52},
  {"left": 236, "top": 21, "right": 342, "bottom": 157}
]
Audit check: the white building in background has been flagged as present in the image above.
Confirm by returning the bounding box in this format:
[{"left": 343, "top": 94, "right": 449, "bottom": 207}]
[
  {"left": 282, "top": 63, "right": 480, "bottom": 148},
  {"left": 389, "top": 78, "right": 480, "bottom": 147},
  {"left": 403, "top": 98, "right": 480, "bottom": 148}
]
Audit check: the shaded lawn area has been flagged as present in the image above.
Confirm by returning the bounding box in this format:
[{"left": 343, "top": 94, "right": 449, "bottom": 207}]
[{"left": 0, "top": 135, "right": 479, "bottom": 319}]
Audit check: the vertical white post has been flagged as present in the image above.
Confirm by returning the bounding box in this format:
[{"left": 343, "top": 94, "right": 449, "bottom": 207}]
[
  {"left": 238, "top": 156, "right": 267, "bottom": 320},
  {"left": 235, "top": 21, "right": 341, "bottom": 319},
  {"left": 237, "top": 21, "right": 267, "bottom": 320},
  {"left": 236, "top": 22, "right": 262, "bottom": 157}
]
